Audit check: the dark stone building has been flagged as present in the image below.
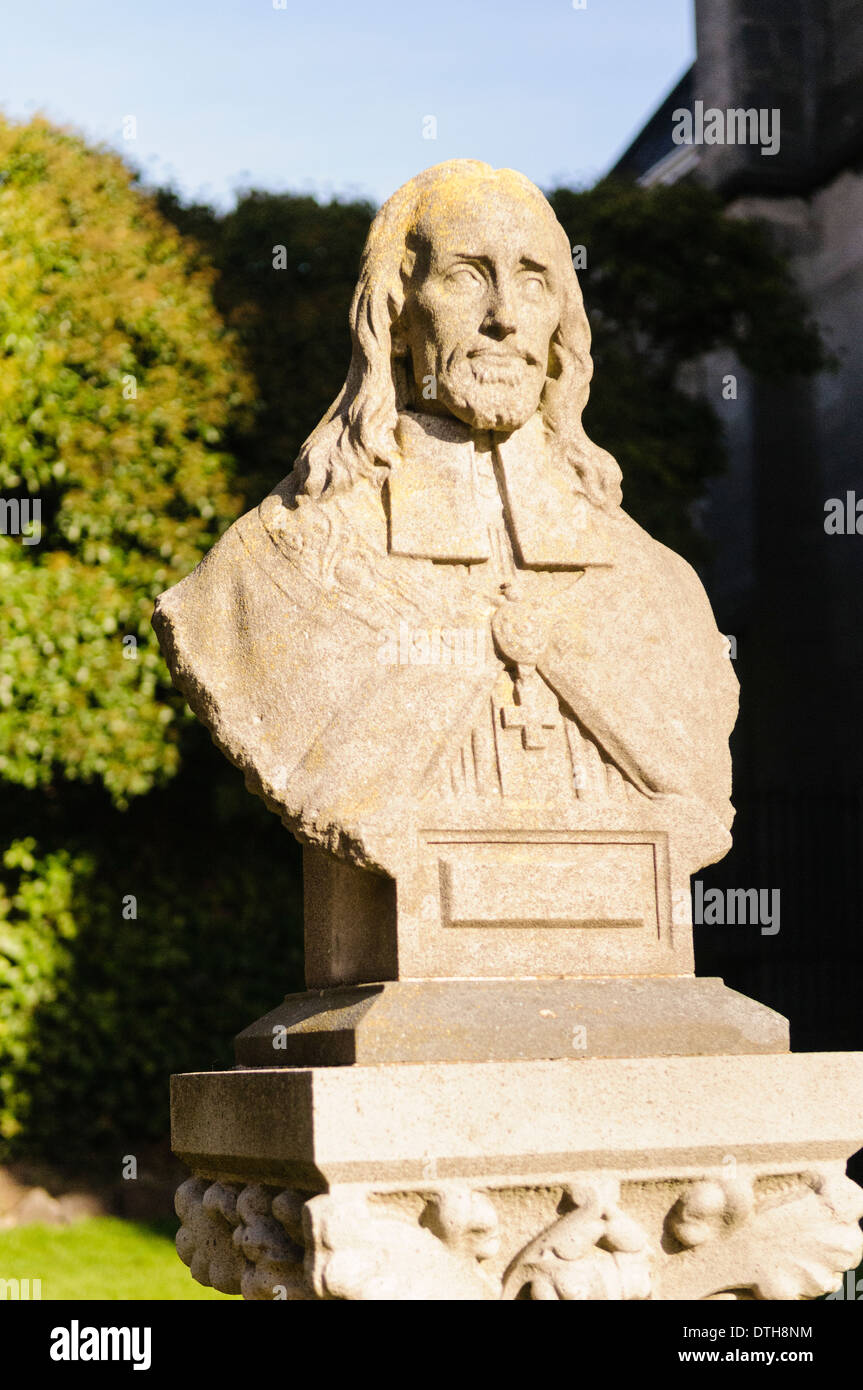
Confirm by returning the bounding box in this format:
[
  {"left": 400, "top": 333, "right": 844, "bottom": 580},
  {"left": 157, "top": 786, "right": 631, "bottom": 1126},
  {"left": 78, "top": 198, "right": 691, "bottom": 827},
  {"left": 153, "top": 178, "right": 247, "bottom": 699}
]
[{"left": 611, "top": 0, "right": 863, "bottom": 1052}]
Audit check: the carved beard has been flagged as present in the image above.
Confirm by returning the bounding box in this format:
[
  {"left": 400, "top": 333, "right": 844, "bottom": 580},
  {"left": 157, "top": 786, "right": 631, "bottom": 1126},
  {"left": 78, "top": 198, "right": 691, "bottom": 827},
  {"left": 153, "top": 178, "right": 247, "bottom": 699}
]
[{"left": 437, "top": 348, "right": 545, "bottom": 432}]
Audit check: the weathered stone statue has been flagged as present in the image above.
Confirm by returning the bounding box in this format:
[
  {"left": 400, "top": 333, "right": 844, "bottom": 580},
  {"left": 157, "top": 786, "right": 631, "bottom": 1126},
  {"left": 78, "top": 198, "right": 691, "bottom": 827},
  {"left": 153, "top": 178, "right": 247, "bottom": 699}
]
[{"left": 155, "top": 161, "right": 863, "bottom": 1301}]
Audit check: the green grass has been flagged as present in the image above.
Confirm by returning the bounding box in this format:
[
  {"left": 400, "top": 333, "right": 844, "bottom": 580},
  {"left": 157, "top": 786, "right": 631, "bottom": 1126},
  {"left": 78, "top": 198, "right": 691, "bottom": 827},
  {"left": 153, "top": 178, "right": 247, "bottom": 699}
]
[{"left": 0, "top": 1217, "right": 239, "bottom": 1300}]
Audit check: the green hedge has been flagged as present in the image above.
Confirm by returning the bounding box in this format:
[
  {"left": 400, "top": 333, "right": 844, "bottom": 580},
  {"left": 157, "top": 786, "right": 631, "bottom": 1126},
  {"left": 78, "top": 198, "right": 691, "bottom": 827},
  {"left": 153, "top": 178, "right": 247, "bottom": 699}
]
[{"left": 0, "top": 784, "right": 303, "bottom": 1163}]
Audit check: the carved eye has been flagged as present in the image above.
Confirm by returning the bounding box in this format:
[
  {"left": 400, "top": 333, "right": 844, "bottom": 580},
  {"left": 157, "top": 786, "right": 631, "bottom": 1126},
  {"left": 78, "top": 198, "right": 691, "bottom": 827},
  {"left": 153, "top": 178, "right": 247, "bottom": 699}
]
[
  {"left": 520, "top": 273, "right": 546, "bottom": 298},
  {"left": 446, "top": 265, "right": 483, "bottom": 291}
]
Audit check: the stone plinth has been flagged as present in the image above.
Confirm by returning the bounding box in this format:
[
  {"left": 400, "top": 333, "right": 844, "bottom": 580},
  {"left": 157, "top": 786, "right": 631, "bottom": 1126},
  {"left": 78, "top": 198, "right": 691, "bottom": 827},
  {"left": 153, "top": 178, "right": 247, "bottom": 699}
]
[
  {"left": 235, "top": 977, "right": 788, "bottom": 1067},
  {"left": 172, "top": 1053, "right": 863, "bottom": 1301}
]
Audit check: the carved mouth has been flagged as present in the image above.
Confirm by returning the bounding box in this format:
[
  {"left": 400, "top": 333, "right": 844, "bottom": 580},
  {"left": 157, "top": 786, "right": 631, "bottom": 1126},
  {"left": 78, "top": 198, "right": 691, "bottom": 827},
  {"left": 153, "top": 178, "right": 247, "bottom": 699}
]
[
  {"left": 468, "top": 349, "right": 531, "bottom": 363},
  {"left": 466, "top": 352, "right": 535, "bottom": 386}
]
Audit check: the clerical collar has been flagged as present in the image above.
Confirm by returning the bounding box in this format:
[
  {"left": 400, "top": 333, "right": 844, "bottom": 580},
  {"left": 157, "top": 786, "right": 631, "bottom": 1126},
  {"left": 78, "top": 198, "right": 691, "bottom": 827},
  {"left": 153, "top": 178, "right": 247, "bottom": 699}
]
[{"left": 385, "top": 410, "right": 615, "bottom": 569}]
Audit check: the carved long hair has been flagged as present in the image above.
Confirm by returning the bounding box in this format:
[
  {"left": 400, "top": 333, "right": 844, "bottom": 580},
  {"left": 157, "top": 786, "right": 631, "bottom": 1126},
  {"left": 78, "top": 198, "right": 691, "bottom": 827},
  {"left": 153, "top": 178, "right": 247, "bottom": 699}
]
[{"left": 289, "top": 160, "right": 622, "bottom": 510}]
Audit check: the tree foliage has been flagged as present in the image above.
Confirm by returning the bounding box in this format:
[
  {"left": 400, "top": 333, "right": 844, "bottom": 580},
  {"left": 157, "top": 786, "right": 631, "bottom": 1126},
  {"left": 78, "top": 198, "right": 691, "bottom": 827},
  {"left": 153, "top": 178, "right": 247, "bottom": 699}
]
[
  {"left": 155, "top": 187, "right": 374, "bottom": 507},
  {"left": 0, "top": 116, "right": 252, "bottom": 803},
  {"left": 0, "top": 806, "right": 302, "bottom": 1158}
]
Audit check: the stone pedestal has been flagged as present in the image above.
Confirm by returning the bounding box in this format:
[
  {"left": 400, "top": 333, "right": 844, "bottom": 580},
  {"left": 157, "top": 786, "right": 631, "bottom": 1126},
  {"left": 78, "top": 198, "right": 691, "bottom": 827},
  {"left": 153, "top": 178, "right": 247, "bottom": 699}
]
[
  {"left": 172, "top": 1053, "right": 863, "bottom": 1300},
  {"left": 170, "top": 825, "right": 863, "bottom": 1304}
]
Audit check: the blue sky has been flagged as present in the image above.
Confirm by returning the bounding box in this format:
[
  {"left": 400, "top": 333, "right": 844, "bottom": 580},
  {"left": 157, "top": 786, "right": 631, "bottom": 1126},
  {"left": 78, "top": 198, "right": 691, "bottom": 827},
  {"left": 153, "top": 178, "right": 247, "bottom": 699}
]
[{"left": 0, "top": 0, "right": 694, "bottom": 208}]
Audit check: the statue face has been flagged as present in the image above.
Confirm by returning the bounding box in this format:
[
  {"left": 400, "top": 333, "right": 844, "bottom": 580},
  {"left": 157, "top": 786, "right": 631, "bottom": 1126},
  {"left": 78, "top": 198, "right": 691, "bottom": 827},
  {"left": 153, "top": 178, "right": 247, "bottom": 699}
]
[{"left": 399, "top": 183, "right": 564, "bottom": 433}]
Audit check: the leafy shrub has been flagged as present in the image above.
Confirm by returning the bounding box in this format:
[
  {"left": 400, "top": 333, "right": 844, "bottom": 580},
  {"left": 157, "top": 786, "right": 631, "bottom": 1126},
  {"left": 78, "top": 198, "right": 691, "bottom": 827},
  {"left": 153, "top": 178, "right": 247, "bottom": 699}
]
[
  {"left": 0, "top": 815, "right": 302, "bottom": 1160},
  {"left": 0, "top": 115, "right": 252, "bottom": 804}
]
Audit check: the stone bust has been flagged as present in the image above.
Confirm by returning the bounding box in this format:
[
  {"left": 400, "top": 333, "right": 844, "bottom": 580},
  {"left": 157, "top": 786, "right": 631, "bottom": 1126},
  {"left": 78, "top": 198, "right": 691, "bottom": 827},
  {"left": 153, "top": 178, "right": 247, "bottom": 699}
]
[
  {"left": 153, "top": 159, "right": 738, "bottom": 983},
  {"left": 157, "top": 171, "right": 863, "bottom": 1316}
]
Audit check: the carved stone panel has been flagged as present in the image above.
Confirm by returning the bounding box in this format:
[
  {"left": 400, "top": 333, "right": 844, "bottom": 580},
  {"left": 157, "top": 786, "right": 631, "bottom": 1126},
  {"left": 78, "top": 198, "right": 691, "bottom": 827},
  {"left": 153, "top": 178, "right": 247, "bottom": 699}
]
[{"left": 175, "top": 1164, "right": 863, "bottom": 1302}]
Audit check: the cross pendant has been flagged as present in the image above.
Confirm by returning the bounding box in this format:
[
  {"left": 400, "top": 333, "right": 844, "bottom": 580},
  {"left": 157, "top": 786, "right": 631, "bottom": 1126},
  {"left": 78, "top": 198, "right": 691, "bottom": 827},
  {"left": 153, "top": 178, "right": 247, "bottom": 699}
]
[{"left": 501, "top": 666, "right": 560, "bottom": 750}]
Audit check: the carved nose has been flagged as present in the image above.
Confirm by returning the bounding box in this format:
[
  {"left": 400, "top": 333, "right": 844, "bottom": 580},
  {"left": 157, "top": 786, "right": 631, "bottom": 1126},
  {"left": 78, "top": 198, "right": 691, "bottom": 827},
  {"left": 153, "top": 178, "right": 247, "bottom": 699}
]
[
  {"left": 485, "top": 318, "right": 517, "bottom": 340},
  {"left": 484, "top": 286, "right": 518, "bottom": 338}
]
